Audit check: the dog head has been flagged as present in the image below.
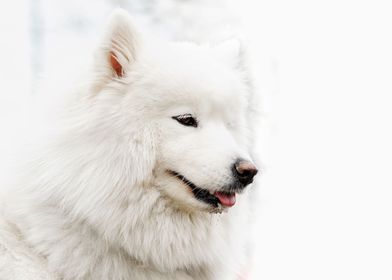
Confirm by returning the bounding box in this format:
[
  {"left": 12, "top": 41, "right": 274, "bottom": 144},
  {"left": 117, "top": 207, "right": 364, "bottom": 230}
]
[{"left": 85, "top": 9, "right": 258, "bottom": 214}]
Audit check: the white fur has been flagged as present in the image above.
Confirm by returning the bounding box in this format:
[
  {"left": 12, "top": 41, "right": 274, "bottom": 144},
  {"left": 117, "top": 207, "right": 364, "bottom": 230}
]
[{"left": 1, "top": 9, "right": 256, "bottom": 280}]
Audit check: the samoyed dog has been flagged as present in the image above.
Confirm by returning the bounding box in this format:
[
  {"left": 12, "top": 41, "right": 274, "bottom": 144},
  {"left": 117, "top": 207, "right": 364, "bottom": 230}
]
[{"left": 0, "top": 8, "right": 258, "bottom": 280}]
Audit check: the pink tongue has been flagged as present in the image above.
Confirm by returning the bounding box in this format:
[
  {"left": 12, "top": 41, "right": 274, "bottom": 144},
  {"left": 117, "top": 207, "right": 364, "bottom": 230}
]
[{"left": 214, "top": 192, "right": 236, "bottom": 207}]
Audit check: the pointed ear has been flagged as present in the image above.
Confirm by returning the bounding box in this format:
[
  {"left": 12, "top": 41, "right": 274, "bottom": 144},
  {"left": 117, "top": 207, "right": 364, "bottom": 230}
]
[
  {"left": 101, "top": 9, "right": 139, "bottom": 79},
  {"left": 212, "top": 39, "right": 247, "bottom": 71}
]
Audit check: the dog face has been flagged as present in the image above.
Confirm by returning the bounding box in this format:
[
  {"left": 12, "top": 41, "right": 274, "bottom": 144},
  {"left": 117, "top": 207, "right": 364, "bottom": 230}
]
[
  {"left": 149, "top": 51, "right": 258, "bottom": 213},
  {"left": 90, "top": 10, "right": 258, "bottom": 214}
]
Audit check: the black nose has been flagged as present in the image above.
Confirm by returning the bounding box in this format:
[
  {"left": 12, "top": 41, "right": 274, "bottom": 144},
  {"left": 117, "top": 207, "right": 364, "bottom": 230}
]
[{"left": 233, "top": 159, "right": 258, "bottom": 186}]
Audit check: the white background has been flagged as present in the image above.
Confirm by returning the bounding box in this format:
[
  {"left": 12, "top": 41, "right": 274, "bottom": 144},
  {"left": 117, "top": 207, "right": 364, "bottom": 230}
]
[
  {"left": 0, "top": 1, "right": 391, "bottom": 279},
  {"left": 241, "top": 1, "right": 392, "bottom": 279}
]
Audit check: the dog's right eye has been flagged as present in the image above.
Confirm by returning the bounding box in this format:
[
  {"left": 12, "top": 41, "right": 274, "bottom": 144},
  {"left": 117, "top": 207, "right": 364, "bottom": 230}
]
[{"left": 172, "top": 114, "right": 198, "bottom": 128}]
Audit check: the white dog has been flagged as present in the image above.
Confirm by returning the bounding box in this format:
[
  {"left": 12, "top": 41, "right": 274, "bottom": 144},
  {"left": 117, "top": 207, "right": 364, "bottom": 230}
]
[{"left": 0, "top": 9, "right": 258, "bottom": 280}]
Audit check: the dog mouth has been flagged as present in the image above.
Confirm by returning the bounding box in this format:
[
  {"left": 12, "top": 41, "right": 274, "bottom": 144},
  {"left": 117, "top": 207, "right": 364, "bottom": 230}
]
[{"left": 166, "top": 170, "right": 237, "bottom": 208}]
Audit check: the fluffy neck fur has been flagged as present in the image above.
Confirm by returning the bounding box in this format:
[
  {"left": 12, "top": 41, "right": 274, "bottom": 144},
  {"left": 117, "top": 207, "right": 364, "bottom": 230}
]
[{"left": 4, "top": 123, "right": 249, "bottom": 280}]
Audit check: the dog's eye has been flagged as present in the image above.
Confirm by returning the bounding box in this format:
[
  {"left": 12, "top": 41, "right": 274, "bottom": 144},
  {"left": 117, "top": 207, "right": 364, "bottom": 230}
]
[{"left": 172, "top": 114, "right": 198, "bottom": 128}]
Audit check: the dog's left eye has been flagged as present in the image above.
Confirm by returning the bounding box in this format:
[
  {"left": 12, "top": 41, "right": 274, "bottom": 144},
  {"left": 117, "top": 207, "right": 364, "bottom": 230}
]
[{"left": 172, "top": 114, "right": 198, "bottom": 128}]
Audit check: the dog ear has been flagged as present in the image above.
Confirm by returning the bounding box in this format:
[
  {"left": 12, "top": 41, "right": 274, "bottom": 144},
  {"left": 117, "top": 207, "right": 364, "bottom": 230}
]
[
  {"left": 101, "top": 9, "right": 139, "bottom": 79},
  {"left": 212, "top": 39, "right": 247, "bottom": 71}
]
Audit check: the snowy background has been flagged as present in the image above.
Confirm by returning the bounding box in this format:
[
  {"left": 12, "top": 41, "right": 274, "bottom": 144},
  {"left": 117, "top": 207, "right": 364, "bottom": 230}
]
[{"left": 1, "top": 0, "right": 392, "bottom": 279}]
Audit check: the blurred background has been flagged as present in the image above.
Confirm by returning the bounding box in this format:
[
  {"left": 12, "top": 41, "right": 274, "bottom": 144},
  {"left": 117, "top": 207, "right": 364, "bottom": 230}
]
[{"left": 1, "top": 0, "right": 391, "bottom": 279}]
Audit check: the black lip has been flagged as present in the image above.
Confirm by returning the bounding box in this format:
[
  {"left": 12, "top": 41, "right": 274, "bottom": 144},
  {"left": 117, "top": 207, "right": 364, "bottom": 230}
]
[{"left": 167, "top": 170, "right": 220, "bottom": 208}]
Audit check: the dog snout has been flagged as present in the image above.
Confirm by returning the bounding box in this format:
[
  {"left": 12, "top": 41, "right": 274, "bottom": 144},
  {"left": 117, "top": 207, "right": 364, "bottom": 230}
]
[{"left": 232, "top": 159, "right": 258, "bottom": 187}]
